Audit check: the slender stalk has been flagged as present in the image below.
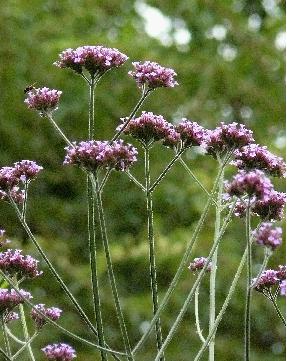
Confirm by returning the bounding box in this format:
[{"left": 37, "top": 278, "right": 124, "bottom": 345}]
[
  {"left": 149, "top": 149, "right": 184, "bottom": 192},
  {"left": 5, "top": 327, "right": 25, "bottom": 345},
  {"left": 2, "top": 316, "right": 11, "bottom": 357},
  {"left": 87, "top": 178, "right": 107, "bottom": 361},
  {"left": 132, "top": 164, "right": 226, "bottom": 355},
  {"left": 112, "top": 89, "right": 151, "bottom": 141},
  {"left": 144, "top": 145, "right": 165, "bottom": 361},
  {"left": 269, "top": 293, "right": 286, "bottom": 326},
  {"left": 91, "top": 174, "right": 133, "bottom": 361},
  {"left": 125, "top": 171, "right": 146, "bottom": 192},
  {"left": 179, "top": 157, "right": 217, "bottom": 206},
  {"left": 99, "top": 169, "right": 113, "bottom": 192},
  {"left": 194, "top": 247, "right": 248, "bottom": 361},
  {"left": 0, "top": 346, "right": 11, "bottom": 361},
  {"left": 21, "top": 181, "right": 29, "bottom": 219},
  {"left": 244, "top": 199, "right": 252, "bottom": 361},
  {"left": 89, "top": 76, "right": 95, "bottom": 139},
  {"left": 19, "top": 304, "right": 35, "bottom": 361},
  {"left": 154, "top": 201, "right": 236, "bottom": 361},
  {"left": 250, "top": 248, "right": 271, "bottom": 288},
  {"left": 12, "top": 332, "right": 37, "bottom": 360},
  {"left": 195, "top": 284, "right": 206, "bottom": 343},
  {"left": 0, "top": 271, "right": 126, "bottom": 359},
  {"left": 46, "top": 114, "right": 73, "bottom": 147},
  {"left": 208, "top": 165, "right": 224, "bottom": 360}
]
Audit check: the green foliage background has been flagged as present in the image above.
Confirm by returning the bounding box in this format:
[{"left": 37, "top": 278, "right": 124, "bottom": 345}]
[{"left": 0, "top": 0, "right": 285, "bottom": 360}]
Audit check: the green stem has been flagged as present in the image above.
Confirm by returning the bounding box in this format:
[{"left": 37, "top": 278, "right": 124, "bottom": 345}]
[
  {"left": 208, "top": 165, "right": 224, "bottom": 360},
  {"left": 125, "top": 171, "right": 146, "bottom": 192},
  {"left": 244, "top": 199, "right": 252, "bottom": 361},
  {"left": 154, "top": 201, "right": 236, "bottom": 361},
  {"left": 194, "top": 247, "right": 248, "bottom": 361},
  {"left": 5, "top": 327, "right": 25, "bottom": 345},
  {"left": 0, "top": 346, "right": 11, "bottom": 361},
  {"left": 149, "top": 149, "right": 184, "bottom": 192},
  {"left": 19, "top": 304, "right": 35, "bottom": 361},
  {"left": 179, "top": 157, "right": 217, "bottom": 207},
  {"left": 132, "top": 164, "right": 226, "bottom": 356},
  {"left": 195, "top": 284, "right": 206, "bottom": 343},
  {"left": 0, "top": 271, "right": 126, "bottom": 359},
  {"left": 2, "top": 316, "right": 11, "bottom": 357},
  {"left": 46, "top": 114, "right": 73, "bottom": 147},
  {"left": 87, "top": 177, "right": 107, "bottom": 361},
  {"left": 251, "top": 248, "right": 270, "bottom": 288},
  {"left": 269, "top": 293, "right": 286, "bottom": 326},
  {"left": 91, "top": 174, "right": 133, "bottom": 361},
  {"left": 12, "top": 332, "right": 37, "bottom": 360},
  {"left": 89, "top": 76, "right": 95, "bottom": 139},
  {"left": 112, "top": 89, "right": 151, "bottom": 141},
  {"left": 144, "top": 146, "right": 165, "bottom": 361},
  {"left": 21, "top": 181, "right": 29, "bottom": 220}
]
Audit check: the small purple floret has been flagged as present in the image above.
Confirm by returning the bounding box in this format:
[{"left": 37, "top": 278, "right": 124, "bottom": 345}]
[
  {"left": 13, "top": 160, "right": 43, "bottom": 182},
  {"left": 31, "top": 304, "right": 62, "bottom": 329},
  {"left": 42, "top": 343, "right": 76, "bottom": 361},
  {"left": 253, "top": 269, "right": 279, "bottom": 292},
  {"left": 188, "top": 257, "right": 212, "bottom": 273},
  {"left": 129, "top": 61, "right": 178, "bottom": 89},
  {"left": 24, "top": 87, "right": 62, "bottom": 116},
  {"left": 252, "top": 191, "right": 286, "bottom": 221},
  {"left": 253, "top": 223, "right": 282, "bottom": 250},
  {"left": 176, "top": 119, "right": 207, "bottom": 147},
  {"left": 64, "top": 140, "right": 137, "bottom": 171},
  {"left": 0, "top": 289, "right": 32, "bottom": 314}
]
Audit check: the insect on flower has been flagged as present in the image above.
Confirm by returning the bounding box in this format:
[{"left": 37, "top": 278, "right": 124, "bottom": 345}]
[{"left": 24, "top": 82, "right": 37, "bottom": 94}]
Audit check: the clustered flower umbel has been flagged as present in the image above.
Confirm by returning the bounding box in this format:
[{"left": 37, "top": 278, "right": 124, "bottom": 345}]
[
  {"left": 233, "top": 144, "right": 286, "bottom": 178},
  {"left": 31, "top": 304, "right": 62, "bottom": 329},
  {"left": 42, "top": 343, "right": 76, "bottom": 361},
  {"left": 117, "top": 111, "right": 180, "bottom": 146},
  {"left": 176, "top": 119, "right": 208, "bottom": 148},
  {"left": 253, "top": 265, "right": 286, "bottom": 295},
  {"left": 128, "top": 61, "right": 178, "bottom": 89},
  {"left": 253, "top": 223, "right": 282, "bottom": 250},
  {"left": 188, "top": 257, "right": 212, "bottom": 273},
  {"left": 205, "top": 122, "right": 254, "bottom": 158},
  {"left": 64, "top": 140, "right": 138, "bottom": 172},
  {"left": 24, "top": 87, "right": 62, "bottom": 116},
  {"left": 0, "top": 249, "right": 42, "bottom": 280},
  {"left": 0, "top": 289, "right": 32, "bottom": 314},
  {"left": 54, "top": 45, "right": 128, "bottom": 76},
  {"left": 0, "top": 160, "right": 42, "bottom": 205}
]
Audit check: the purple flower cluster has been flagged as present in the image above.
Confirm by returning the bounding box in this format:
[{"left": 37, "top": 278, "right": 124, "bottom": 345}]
[
  {"left": 4, "top": 311, "right": 19, "bottom": 323},
  {"left": 176, "top": 119, "right": 208, "bottom": 147},
  {"left": 0, "top": 160, "right": 42, "bottom": 205},
  {"left": 205, "top": 122, "right": 254, "bottom": 157},
  {"left": 188, "top": 257, "right": 212, "bottom": 273},
  {"left": 42, "top": 343, "right": 76, "bottom": 361},
  {"left": 253, "top": 223, "right": 282, "bottom": 250},
  {"left": 0, "top": 249, "right": 42, "bottom": 280},
  {"left": 128, "top": 61, "right": 178, "bottom": 89},
  {"left": 64, "top": 140, "right": 138, "bottom": 172},
  {"left": 117, "top": 111, "right": 180, "bottom": 146},
  {"left": 54, "top": 45, "right": 128, "bottom": 76},
  {"left": 0, "top": 289, "right": 32, "bottom": 314},
  {"left": 252, "top": 190, "right": 286, "bottom": 221},
  {"left": 225, "top": 170, "right": 273, "bottom": 198},
  {"left": 233, "top": 144, "right": 286, "bottom": 178},
  {"left": 253, "top": 266, "right": 286, "bottom": 295},
  {"left": 31, "top": 304, "right": 62, "bottom": 329},
  {"left": 24, "top": 87, "right": 62, "bottom": 116}
]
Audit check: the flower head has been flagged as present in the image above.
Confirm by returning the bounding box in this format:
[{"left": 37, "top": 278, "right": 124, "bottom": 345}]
[
  {"left": 0, "top": 289, "right": 32, "bottom": 314},
  {"left": 233, "top": 144, "right": 286, "bottom": 178},
  {"left": 129, "top": 61, "right": 178, "bottom": 89},
  {"left": 64, "top": 140, "right": 137, "bottom": 172},
  {"left": 117, "top": 111, "right": 179, "bottom": 146},
  {"left": 42, "top": 343, "right": 76, "bottom": 361},
  {"left": 13, "top": 160, "right": 43, "bottom": 182},
  {"left": 0, "top": 187, "right": 25, "bottom": 205},
  {"left": 205, "top": 122, "right": 254, "bottom": 158},
  {"left": 31, "top": 304, "right": 62, "bottom": 329},
  {"left": 276, "top": 265, "right": 286, "bottom": 281},
  {"left": 252, "top": 191, "right": 286, "bottom": 221},
  {"left": 188, "top": 257, "right": 212, "bottom": 273},
  {"left": 0, "top": 167, "right": 19, "bottom": 191},
  {"left": 24, "top": 87, "right": 62, "bottom": 116},
  {"left": 176, "top": 119, "right": 207, "bottom": 147},
  {"left": 280, "top": 280, "right": 286, "bottom": 296},
  {"left": 253, "top": 223, "right": 282, "bottom": 250},
  {"left": 225, "top": 170, "right": 273, "bottom": 199},
  {"left": 253, "top": 270, "right": 279, "bottom": 293},
  {"left": 0, "top": 249, "right": 42, "bottom": 280},
  {"left": 54, "top": 46, "right": 128, "bottom": 76},
  {"left": 4, "top": 312, "right": 19, "bottom": 323}
]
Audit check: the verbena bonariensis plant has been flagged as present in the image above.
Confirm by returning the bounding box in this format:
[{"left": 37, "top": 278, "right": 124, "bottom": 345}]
[{"left": 0, "top": 44, "right": 285, "bottom": 361}]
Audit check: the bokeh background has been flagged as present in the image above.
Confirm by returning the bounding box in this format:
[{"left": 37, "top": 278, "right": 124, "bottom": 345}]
[{"left": 0, "top": 0, "right": 285, "bottom": 360}]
